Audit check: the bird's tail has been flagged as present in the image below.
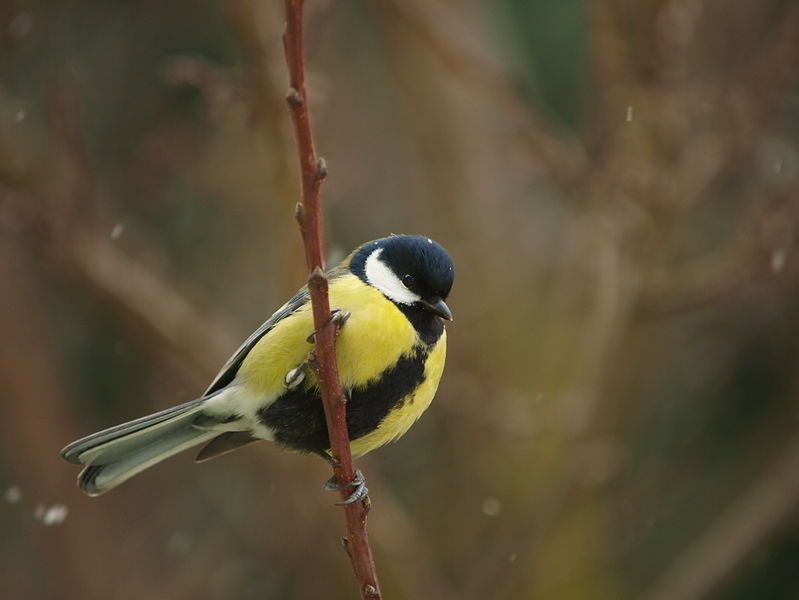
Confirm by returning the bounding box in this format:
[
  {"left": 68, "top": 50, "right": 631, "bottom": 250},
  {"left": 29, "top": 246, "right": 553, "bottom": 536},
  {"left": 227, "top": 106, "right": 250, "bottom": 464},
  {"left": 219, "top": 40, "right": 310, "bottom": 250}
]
[{"left": 60, "top": 397, "right": 218, "bottom": 496}]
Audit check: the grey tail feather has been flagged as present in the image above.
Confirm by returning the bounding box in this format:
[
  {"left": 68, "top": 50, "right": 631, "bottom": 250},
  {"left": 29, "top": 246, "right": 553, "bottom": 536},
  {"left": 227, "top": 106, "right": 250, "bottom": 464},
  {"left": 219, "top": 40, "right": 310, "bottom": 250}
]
[{"left": 61, "top": 396, "right": 220, "bottom": 496}]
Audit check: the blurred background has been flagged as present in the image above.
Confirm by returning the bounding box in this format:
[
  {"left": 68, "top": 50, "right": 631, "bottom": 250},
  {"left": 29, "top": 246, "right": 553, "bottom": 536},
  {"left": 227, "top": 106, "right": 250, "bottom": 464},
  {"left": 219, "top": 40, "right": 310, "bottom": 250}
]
[{"left": 2, "top": 0, "right": 799, "bottom": 598}]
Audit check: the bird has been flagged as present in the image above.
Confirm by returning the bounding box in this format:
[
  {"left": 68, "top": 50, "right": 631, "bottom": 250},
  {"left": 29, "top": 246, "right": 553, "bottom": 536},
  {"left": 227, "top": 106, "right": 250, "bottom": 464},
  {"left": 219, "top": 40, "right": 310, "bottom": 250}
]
[{"left": 61, "top": 234, "right": 454, "bottom": 501}]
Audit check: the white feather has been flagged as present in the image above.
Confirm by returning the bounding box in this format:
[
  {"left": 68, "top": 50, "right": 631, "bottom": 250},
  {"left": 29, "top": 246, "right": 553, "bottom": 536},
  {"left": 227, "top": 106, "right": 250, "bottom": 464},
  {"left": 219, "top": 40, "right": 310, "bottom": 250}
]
[
  {"left": 203, "top": 383, "right": 275, "bottom": 442},
  {"left": 364, "top": 248, "right": 421, "bottom": 305}
]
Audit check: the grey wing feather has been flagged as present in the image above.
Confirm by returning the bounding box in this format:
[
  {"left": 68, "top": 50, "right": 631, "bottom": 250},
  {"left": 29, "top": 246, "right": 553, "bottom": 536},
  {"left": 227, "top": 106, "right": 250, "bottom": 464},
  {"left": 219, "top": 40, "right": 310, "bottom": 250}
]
[{"left": 203, "top": 288, "right": 310, "bottom": 396}]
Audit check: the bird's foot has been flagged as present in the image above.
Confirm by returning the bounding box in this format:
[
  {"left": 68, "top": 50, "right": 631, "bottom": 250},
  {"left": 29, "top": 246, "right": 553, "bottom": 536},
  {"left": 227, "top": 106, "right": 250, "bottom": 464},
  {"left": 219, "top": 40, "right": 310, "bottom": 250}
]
[
  {"left": 290, "top": 309, "right": 350, "bottom": 388},
  {"left": 283, "top": 362, "right": 309, "bottom": 389},
  {"left": 324, "top": 469, "right": 369, "bottom": 506},
  {"left": 306, "top": 308, "right": 351, "bottom": 344}
]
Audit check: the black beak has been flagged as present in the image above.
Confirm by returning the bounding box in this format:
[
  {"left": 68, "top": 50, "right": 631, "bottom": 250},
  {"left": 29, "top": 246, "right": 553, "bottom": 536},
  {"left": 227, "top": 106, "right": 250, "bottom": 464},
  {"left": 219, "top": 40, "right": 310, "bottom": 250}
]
[{"left": 422, "top": 297, "right": 453, "bottom": 320}]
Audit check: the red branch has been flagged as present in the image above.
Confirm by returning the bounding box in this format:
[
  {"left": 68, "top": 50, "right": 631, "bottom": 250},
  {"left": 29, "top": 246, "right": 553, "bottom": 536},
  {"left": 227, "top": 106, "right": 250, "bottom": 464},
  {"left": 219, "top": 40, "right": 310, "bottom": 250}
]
[{"left": 281, "top": 1, "right": 381, "bottom": 598}]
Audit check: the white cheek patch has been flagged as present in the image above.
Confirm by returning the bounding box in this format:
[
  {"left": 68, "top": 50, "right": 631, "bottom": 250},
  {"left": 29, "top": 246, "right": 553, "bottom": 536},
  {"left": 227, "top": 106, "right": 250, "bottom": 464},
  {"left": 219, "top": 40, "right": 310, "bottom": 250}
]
[{"left": 364, "top": 248, "right": 421, "bottom": 305}]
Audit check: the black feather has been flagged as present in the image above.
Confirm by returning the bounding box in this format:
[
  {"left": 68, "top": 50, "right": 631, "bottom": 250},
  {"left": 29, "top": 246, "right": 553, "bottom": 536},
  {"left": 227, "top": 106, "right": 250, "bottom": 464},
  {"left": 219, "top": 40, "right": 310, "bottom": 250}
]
[{"left": 258, "top": 347, "right": 430, "bottom": 454}]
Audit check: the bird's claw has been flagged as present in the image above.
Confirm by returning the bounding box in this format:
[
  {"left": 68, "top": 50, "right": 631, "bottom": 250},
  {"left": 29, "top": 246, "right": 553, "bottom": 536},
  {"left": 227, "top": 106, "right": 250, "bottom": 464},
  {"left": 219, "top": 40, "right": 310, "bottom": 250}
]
[
  {"left": 290, "top": 310, "right": 350, "bottom": 387},
  {"left": 306, "top": 308, "right": 351, "bottom": 344},
  {"left": 283, "top": 363, "right": 308, "bottom": 389},
  {"left": 324, "top": 469, "right": 368, "bottom": 505}
]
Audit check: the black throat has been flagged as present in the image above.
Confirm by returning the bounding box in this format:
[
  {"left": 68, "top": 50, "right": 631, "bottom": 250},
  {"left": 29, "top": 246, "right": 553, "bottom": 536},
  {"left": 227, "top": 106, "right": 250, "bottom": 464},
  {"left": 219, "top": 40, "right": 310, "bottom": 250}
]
[{"left": 394, "top": 301, "right": 444, "bottom": 346}]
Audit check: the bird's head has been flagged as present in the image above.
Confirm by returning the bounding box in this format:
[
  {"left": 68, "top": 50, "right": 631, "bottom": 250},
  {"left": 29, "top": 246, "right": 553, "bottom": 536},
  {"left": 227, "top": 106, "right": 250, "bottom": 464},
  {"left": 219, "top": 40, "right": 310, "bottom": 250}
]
[{"left": 350, "top": 235, "right": 454, "bottom": 320}]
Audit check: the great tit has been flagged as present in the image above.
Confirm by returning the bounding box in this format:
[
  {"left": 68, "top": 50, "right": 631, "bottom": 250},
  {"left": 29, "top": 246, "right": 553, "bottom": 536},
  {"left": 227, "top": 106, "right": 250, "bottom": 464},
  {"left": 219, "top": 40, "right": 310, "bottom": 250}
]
[{"left": 61, "top": 234, "right": 454, "bottom": 497}]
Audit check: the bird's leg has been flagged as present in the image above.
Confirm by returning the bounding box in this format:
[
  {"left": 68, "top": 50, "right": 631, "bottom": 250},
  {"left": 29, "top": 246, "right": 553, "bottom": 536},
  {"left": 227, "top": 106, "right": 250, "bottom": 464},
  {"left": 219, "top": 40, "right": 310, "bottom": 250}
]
[
  {"left": 317, "top": 451, "right": 369, "bottom": 506},
  {"left": 305, "top": 308, "right": 351, "bottom": 343}
]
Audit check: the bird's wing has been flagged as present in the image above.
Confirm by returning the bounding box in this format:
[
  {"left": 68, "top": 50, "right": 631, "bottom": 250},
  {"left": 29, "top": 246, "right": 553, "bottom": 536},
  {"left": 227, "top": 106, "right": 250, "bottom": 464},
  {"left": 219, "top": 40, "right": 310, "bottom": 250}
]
[
  {"left": 203, "top": 288, "right": 310, "bottom": 396},
  {"left": 203, "top": 264, "right": 352, "bottom": 397}
]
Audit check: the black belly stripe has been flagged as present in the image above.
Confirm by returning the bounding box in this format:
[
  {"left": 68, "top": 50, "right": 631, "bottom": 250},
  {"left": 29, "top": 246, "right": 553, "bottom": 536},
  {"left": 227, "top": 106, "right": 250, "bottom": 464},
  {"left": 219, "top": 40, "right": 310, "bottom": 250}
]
[{"left": 258, "top": 346, "right": 430, "bottom": 454}]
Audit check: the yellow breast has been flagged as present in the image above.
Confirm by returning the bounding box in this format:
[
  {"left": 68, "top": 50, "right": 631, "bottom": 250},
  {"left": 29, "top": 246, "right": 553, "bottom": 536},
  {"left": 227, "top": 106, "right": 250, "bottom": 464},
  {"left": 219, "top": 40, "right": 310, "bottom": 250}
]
[{"left": 239, "top": 274, "right": 419, "bottom": 397}]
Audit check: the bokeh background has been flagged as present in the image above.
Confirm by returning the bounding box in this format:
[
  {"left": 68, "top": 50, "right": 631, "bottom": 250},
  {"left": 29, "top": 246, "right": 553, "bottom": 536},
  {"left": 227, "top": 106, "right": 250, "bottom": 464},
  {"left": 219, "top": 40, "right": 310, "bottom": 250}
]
[{"left": 2, "top": 1, "right": 799, "bottom": 598}]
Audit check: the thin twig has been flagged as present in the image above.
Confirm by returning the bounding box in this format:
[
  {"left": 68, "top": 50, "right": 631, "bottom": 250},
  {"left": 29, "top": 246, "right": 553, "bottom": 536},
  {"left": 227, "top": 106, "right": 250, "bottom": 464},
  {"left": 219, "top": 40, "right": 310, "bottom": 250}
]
[{"left": 281, "top": 1, "right": 382, "bottom": 598}]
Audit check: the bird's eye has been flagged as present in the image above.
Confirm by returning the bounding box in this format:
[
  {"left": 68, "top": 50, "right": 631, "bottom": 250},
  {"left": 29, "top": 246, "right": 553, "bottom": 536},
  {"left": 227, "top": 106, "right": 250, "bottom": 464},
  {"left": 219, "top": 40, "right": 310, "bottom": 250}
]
[{"left": 402, "top": 274, "right": 415, "bottom": 288}]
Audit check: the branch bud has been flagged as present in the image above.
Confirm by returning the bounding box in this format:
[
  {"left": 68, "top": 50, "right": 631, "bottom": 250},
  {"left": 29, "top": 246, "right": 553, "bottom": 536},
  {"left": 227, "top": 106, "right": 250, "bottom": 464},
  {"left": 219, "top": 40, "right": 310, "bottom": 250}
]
[
  {"left": 316, "top": 157, "right": 328, "bottom": 181},
  {"left": 286, "top": 87, "right": 303, "bottom": 108}
]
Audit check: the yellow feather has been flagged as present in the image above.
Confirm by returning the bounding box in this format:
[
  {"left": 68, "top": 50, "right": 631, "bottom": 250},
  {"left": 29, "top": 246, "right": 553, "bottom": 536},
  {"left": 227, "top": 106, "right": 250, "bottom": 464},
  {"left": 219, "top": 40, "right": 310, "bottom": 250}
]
[{"left": 239, "top": 274, "right": 418, "bottom": 395}]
